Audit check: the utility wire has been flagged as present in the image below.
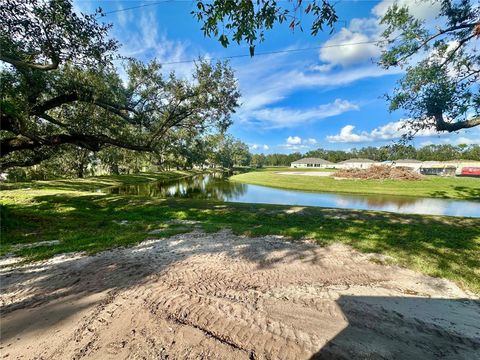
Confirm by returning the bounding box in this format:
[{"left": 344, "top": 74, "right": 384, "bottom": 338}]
[
  {"left": 159, "top": 40, "right": 379, "bottom": 65},
  {"left": 102, "top": 1, "right": 173, "bottom": 16},
  {"left": 100, "top": 1, "right": 380, "bottom": 65},
  {"left": 101, "top": 0, "right": 397, "bottom": 16}
]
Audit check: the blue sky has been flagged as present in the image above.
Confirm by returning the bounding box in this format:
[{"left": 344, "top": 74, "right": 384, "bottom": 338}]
[{"left": 74, "top": 0, "right": 480, "bottom": 153}]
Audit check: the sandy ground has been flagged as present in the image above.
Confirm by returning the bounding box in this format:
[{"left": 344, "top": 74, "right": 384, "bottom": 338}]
[
  {"left": 277, "top": 171, "right": 334, "bottom": 177},
  {"left": 1, "top": 229, "right": 479, "bottom": 360}
]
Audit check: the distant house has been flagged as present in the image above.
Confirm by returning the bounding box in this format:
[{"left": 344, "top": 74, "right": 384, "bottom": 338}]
[
  {"left": 337, "top": 158, "right": 377, "bottom": 169},
  {"left": 419, "top": 161, "right": 457, "bottom": 176},
  {"left": 290, "top": 158, "right": 334, "bottom": 168},
  {"left": 392, "top": 159, "right": 422, "bottom": 172}
]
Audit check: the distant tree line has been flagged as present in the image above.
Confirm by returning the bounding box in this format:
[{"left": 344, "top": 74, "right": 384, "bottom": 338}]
[
  {"left": 7, "top": 142, "right": 478, "bottom": 181},
  {"left": 251, "top": 144, "right": 480, "bottom": 167}
]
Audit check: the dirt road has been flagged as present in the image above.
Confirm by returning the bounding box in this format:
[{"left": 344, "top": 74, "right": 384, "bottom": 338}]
[{"left": 1, "top": 230, "right": 479, "bottom": 359}]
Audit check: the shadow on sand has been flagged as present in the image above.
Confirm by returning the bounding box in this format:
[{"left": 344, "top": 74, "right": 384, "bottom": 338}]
[{"left": 311, "top": 295, "right": 480, "bottom": 359}]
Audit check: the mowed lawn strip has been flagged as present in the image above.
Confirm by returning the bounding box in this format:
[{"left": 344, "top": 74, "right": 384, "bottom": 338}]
[
  {"left": 230, "top": 171, "right": 480, "bottom": 200},
  {"left": 1, "top": 173, "right": 479, "bottom": 294}
]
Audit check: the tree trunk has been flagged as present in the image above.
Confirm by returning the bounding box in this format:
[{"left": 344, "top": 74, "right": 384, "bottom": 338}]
[{"left": 111, "top": 163, "right": 119, "bottom": 175}]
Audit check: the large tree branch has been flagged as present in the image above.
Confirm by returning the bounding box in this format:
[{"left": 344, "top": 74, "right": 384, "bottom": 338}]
[
  {"left": 30, "top": 92, "right": 138, "bottom": 122},
  {"left": 0, "top": 150, "right": 54, "bottom": 171},
  {"left": 30, "top": 93, "right": 79, "bottom": 114},
  {"left": 0, "top": 54, "right": 59, "bottom": 71},
  {"left": 392, "top": 21, "right": 479, "bottom": 65},
  {"left": 0, "top": 112, "right": 18, "bottom": 133},
  {"left": 38, "top": 113, "right": 69, "bottom": 129},
  {"left": 439, "top": 33, "right": 476, "bottom": 68},
  {"left": 147, "top": 108, "right": 196, "bottom": 147},
  {"left": 1, "top": 132, "right": 152, "bottom": 158},
  {"left": 434, "top": 114, "right": 480, "bottom": 132},
  {"left": 146, "top": 91, "right": 201, "bottom": 146}
]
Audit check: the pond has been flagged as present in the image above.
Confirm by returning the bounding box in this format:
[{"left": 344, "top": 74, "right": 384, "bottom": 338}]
[{"left": 105, "top": 173, "right": 480, "bottom": 218}]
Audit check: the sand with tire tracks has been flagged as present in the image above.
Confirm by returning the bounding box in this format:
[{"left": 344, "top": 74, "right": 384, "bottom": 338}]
[{"left": 1, "top": 229, "right": 479, "bottom": 359}]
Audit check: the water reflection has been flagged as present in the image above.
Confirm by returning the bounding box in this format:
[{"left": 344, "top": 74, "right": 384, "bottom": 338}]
[
  {"left": 105, "top": 174, "right": 480, "bottom": 217},
  {"left": 107, "top": 173, "right": 247, "bottom": 201}
]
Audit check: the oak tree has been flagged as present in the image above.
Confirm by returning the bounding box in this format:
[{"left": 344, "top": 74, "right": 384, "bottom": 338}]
[{"left": 1, "top": 0, "right": 240, "bottom": 170}]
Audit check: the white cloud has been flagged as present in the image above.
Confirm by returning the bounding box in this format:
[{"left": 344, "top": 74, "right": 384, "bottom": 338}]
[
  {"left": 283, "top": 65, "right": 401, "bottom": 93},
  {"left": 327, "top": 125, "right": 371, "bottom": 143},
  {"left": 116, "top": 5, "right": 134, "bottom": 28},
  {"left": 250, "top": 144, "right": 270, "bottom": 151},
  {"left": 243, "top": 99, "right": 359, "bottom": 129},
  {"left": 318, "top": 0, "right": 443, "bottom": 70},
  {"left": 326, "top": 120, "right": 440, "bottom": 143},
  {"left": 114, "top": 10, "right": 198, "bottom": 79},
  {"left": 234, "top": 47, "right": 401, "bottom": 128},
  {"left": 280, "top": 136, "right": 320, "bottom": 151},
  {"left": 317, "top": 16, "right": 383, "bottom": 68},
  {"left": 319, "top": 27, "right": 381, "bottom": 66},
  {"left": 372, "top": 0, "right": 442, "bottom": 21},
  {"left": 286, "top": 136, "right": 302, "bottom": 145},
  {"left": 455, "top": 137, "right": 480, "bottom": 145},
  {"left": 422, "top": 137, "right": 480, "bottom": 147},
  {"left": 309, "top": 64, "right": 334, "bottom": 72},
  {"left": 349, "top": 17, "right": 380, "bottom": 34},
  {"left": 440, "top": 136, "right": 480, "bottom": 146}
]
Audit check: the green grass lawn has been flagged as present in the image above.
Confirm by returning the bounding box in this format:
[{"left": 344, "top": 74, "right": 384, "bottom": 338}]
[
  {"left": 259, "top": 166, "right": 336, "bottom": 172},
  {"left": 1, "top": 172, "right": 479, "bottom": 294},
  {"left": 230, "top": 171, "right": 480, "bottom": 200}
]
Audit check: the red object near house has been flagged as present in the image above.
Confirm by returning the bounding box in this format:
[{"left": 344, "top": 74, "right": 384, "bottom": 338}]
[{"left": 461, "top": 167, "right": 480, "bottom": 177}]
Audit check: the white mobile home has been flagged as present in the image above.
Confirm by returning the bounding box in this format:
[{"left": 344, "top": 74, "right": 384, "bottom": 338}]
[
  {"left": 419, "top": 161, "right": 457, "bottom": 176},
  {"left": 290, "top": 158, "right": 334, "bottom": 168}
]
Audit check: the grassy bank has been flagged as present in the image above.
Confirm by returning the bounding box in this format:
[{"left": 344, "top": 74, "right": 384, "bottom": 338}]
[
  {"left": 230, "top": 171, "right": 480, "bottom": 200},
  {"left": 0, "top": 170, "right": 203, "bottom": 192},
  {"left": 1, "top": 173, "right": 479, "bottom": 294}
]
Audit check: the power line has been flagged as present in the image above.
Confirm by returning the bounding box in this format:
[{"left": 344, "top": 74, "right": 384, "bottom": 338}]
[
  {"left": 159, "top": 40, "right": 379, "bottom": 65},
  {"left": 100, "top": 1, "right": 380, "bottom": 65},
  {"left": 102, "top": 0, "right": 173, "bottom": 16},
  {"left": 101, "top": 0, "right": 398, "bottom": 16}
]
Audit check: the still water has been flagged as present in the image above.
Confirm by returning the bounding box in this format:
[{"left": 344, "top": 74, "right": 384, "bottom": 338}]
[{"left": 106, "top": 173, "right": 480, "bottom": 218}]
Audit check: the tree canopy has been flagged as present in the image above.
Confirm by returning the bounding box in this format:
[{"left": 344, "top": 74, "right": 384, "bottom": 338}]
[
  {"left": 1, "top": 0, "right": 240, "bottom": 170},
  {"left": 193, "top": 0, "right": 337, "bottom": 56},
  {"left": 379, "top": 0, "right": 480, "bottom": 135}
]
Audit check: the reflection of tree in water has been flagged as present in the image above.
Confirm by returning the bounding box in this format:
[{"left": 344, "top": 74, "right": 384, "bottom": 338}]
[
  {"left": 363, "top": 196, "right": 418, "bottom": 208},
  {"left": 106, "top": 174, "right": 247, "bottom": 200},
  {"left": 335, "top": 195, "right": 420, "bottom": 209}
]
